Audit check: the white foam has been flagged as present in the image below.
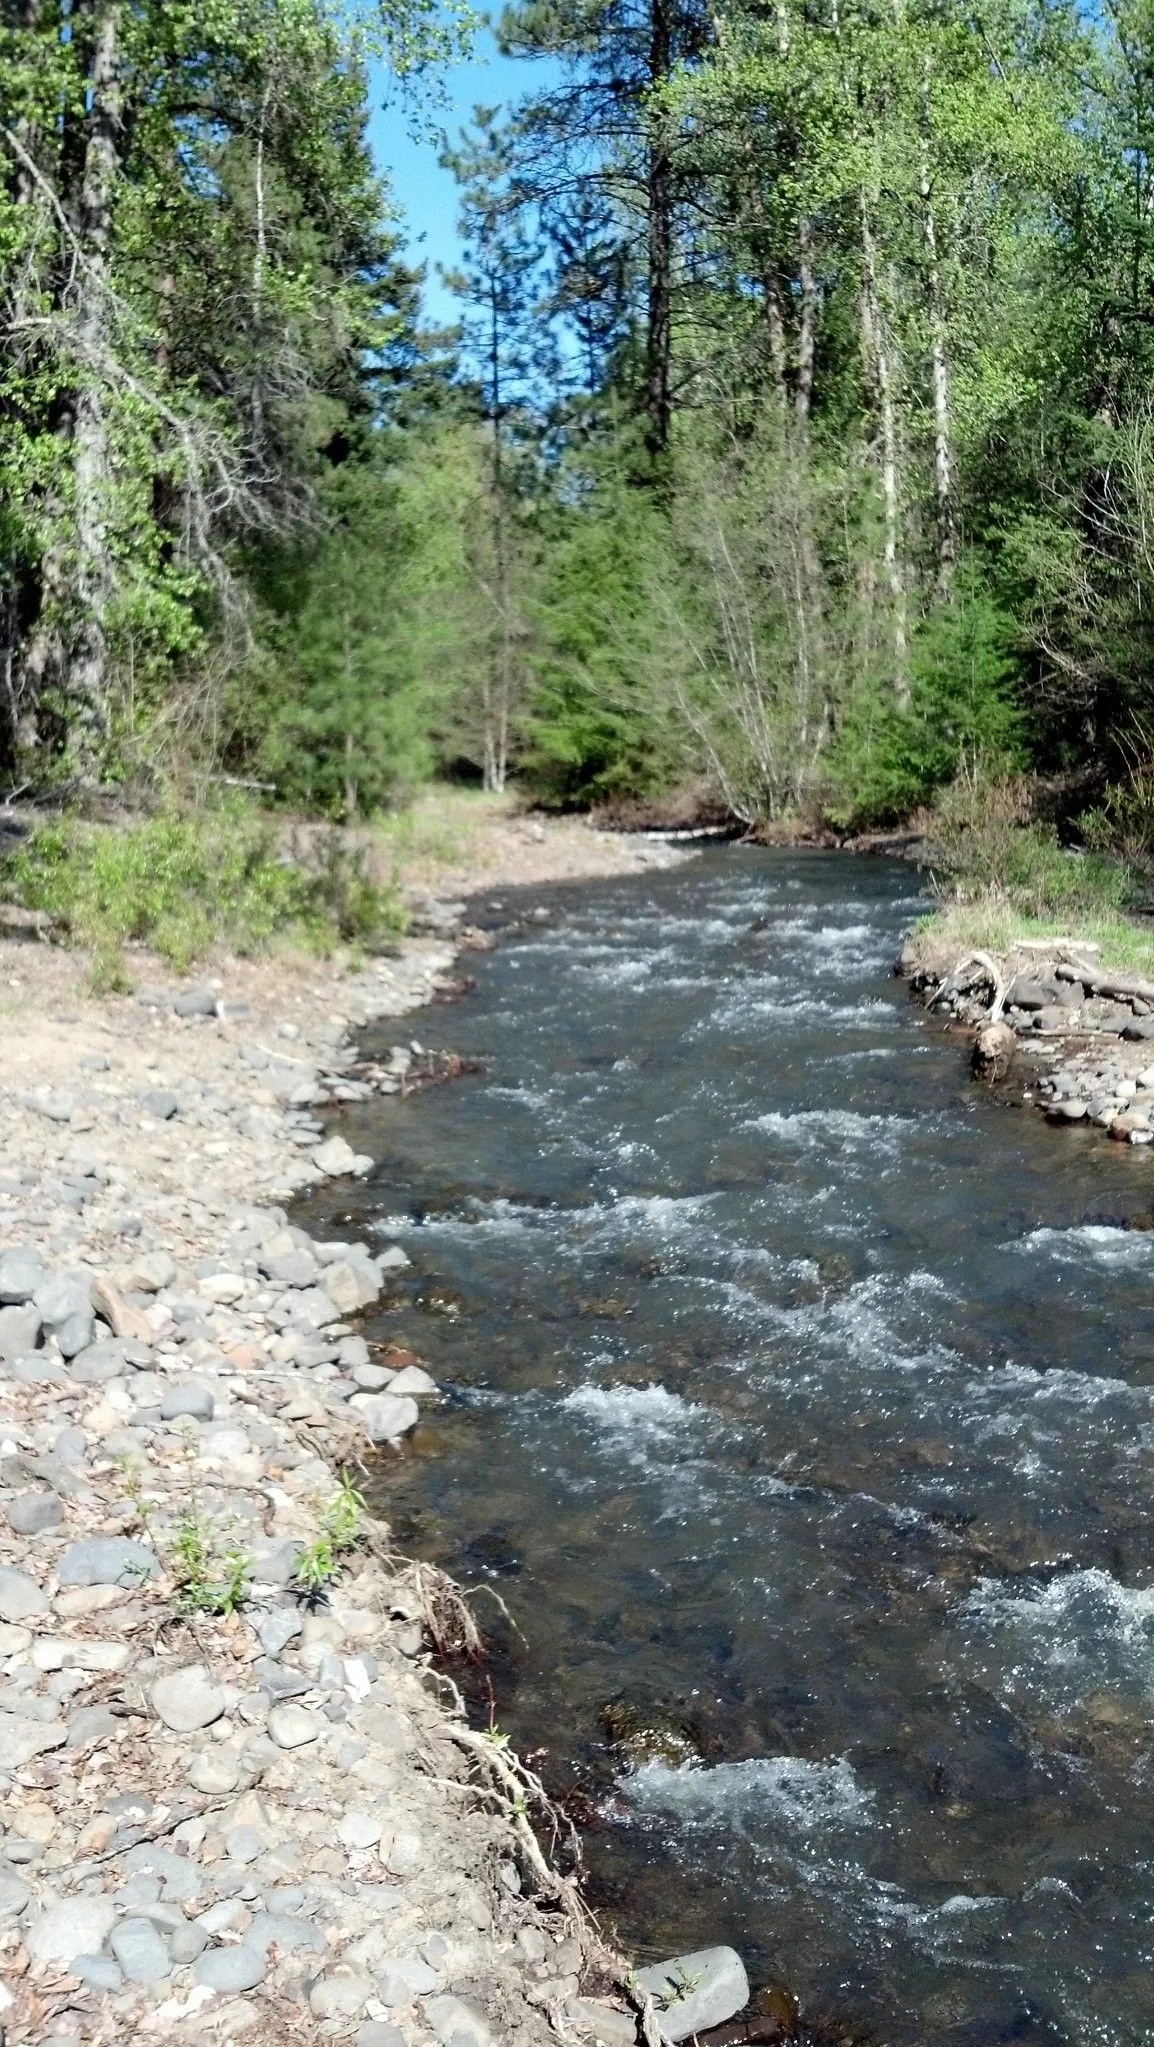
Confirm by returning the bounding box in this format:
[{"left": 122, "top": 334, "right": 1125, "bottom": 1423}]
[
  {"left": 561, "top": 1382, "right": 703, "bottom": 1458},
  {"left": 623, "top": 1754, "right": 871, "bottom": 1834},
  {"left": 748, "top": 1109, "right": 917, "bottom": 1152},
  {"left": 961, "top": 1568, "right": 1154, "bottom": 1708},
  {"left": 1009, "top": 1225, "right": 1154, "bottom": 1269}
]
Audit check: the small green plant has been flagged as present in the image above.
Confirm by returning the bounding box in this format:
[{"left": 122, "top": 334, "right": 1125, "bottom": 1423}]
[
  {"left": 117, "top": 1444, "right": 251, "bottom": 1616},
  {"left": 294, "top": 1531, "right": 337, "bottom": 1606},
  {"left": 171, "top": 1506, "right": 252, "bottom": 1617},
  {"left": 323, "top": 1471, "right": 366, "bottom": 1552},
  {"left": 293, "top": 1473, "right": 368, "bottom": 1605}
]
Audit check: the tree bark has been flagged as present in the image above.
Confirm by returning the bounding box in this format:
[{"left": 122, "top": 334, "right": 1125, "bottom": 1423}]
[
  {"left": 68, "top": 0, "right": 123, "bottom": 769},
  {"left": 918, "top": 78, "right": 955, "bottom": 593},
  {"left": 794, "top": 215, "right": 818, "bottom": 423},
  {"left": 859, "top": 190, "right": 908, "bottom": 698},
  {"left": 645, "top": 0, "right": 673, "bottom": 456}
]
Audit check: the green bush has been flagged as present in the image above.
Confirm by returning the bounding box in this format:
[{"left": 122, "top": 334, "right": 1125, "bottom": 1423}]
[
  {"left": 0, "top": 804, "right": 404, "bottom": 982},
  {"left": 928, "top": 767, "right": 1136, "bottom": 918},
  {"left": 828, "top": 586, "right": 1027, "bottom": 827}
]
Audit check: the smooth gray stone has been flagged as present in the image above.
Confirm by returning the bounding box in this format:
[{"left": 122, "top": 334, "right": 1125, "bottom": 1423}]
[
  {"left": 160, "top": 1381, "right": 214, "bottom": 1421},
  {"left": 26, "top": 1896, "right": 117, "bottom": 1965},
  {"left": 0, "top": 1304, "right": 42, "bottom": 1362},
  {"left": 226, "top": 1825, "right": 266, "bottom": 1863},
  {"left": 357, "top": 2027, "right": 407, "bottom": 2047},
  {"left": 110, "top": 1916, "right": 172, "bottom": 1984},
  {"left": 56, "top": 1307, "right": 96, "bottom": 1358},
  {"left": 250, "top": 1539, "right": 306, "bottom": 1586},
  {"left": 69, "top": 1339, "right": 128, "bottom": 1383},
  {"left": 141, "top": 1089, "right": 180, "bottom": 1119},
  {"left": 7, "top": 1491, "right": 63, "bottom": 1534},
  {"left": 422, "top": 1995, "right": 489, "bottom": 2047},
  {"left": 193, "top": 1944, "right": 267, "bottom": 1990},
  {"left": 246, "top": 1911, "right": 327, "bottom": 1956},
  {"left": 0, "top": 1566, "right": 48, "bottom": 1621},
  {"left": 34, "top": 1270, "right": 91, "bottom": 1329},
  {"left": 173, "top": 987, "right": 219, "bottom": 1019},
  {"left": 0, "top": 1866, "right": 31, "bottom": 1919},
  {"left": 72, "top": 1953, "right": 124, "bottom": 1991},
  {"left": 338, "top": 1335, "right": 371, "bottom": 1370},
  {"left": 67, "top": 1704, "right": 120, "bottom": 1748},
  {"left": 635, "top": 1948, "right": 750, "bottom": 2043},
  {"left": 256, "top": 1609, "right": 301, "bottom": 1658},
  {"left": 123, "top": 1841, "right": 204, "bottom": 1903},
  {"left": 168, "top": 1919, "right": 209, "bottom": 1963},
  {"left": 259, "top": 1249, "right": 318, "bottom": 1288},
  {"left": 58, "top": 1537, "right": 158, "bottom": 1587},
  {"left": 254, "top": 1657, "right": 310, "bottom": 1701},
  {"left": 0, "top": 1248, "right": 46, "bottom": 1305}
]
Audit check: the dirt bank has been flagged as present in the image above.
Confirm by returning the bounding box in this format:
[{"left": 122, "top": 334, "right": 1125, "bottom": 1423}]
[{"left": 0, "top": 818, "right": 695, "bottom": 2047}]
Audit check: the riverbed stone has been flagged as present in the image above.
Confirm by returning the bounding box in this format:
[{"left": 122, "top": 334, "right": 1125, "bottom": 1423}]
[
  {"left": 311, "top": 1970, "right": 375, "bottom": 2019},
  {"left": 0, "top": 1304, "right": 42, "bottom": 1361},
  {"left": 58, "top": 1537, "right": 158, "bottom": 1587},
  {"left": 160, "top": 1381, "right": 214, "bottom": 1421},
  {"left": 635, "top": 1948, "right": 750, "bottom": 2042},
  {"left": 7, "top": 1490, "right": 63, "bottom": 1534},
  {"left": 110, "top": 1916, "right": 172, "bottom": 1984},
  {"left": 27, "top": 1895, "right": 117, "bottom": 1966},
  {"left": 193, "top": 1944, "right": 267, "bottom": 1991},
  {"left": 173, "top": 986, "right": 219, "bottom": 1019},
  {"left": 324, "top": 1260, "right": 381, "bottom": 1314},
  {"left": 267, "top": 1702, "right": 319, "bottom": 1749},
  {"left": 424, "top": 1994, "right": 491, "bottom": 2047},
  {"left": 350, "top": 1392, "right": 419, "bottom": 1442},
  {"left": 0, "top": 1566, "right": 48, "bottom": 1621},
  {"left": 151, "top": 1664, "right": 226, "bottom": 1732},
  {"left": 0, "top": 1248, "right": 45, "bottom": 1304}
]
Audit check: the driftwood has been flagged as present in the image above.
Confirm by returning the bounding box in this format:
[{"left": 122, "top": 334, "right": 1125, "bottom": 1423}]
[{"left": 938, "top": 950, "right": 1008, "bottom": 1019}]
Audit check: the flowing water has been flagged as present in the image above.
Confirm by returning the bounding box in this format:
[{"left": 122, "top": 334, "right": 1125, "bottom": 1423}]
[{"left": 301, "top": 848, "right": 1154, "bottom": 2047}]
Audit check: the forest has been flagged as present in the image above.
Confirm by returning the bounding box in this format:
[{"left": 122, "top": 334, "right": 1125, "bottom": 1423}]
[{"left": 5, "top": 0, "right": 1154, "bottom": 861}]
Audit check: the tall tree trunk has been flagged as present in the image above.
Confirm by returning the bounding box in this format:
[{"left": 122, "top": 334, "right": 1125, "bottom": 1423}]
[
  {"left": 645, "top": 0, "right": 673, "bottom": 456},
  {"left": 918, "top": 72, "right": 955, "bottom": 593},
  {"left": 67, "top": 0, "right": 122, "bottom": 770},
  {"left": 794, "top": 215, "right": 818, "bottom": 423},
  {"left": 859, "top": 190, "right": 908, "bottom": 699}
]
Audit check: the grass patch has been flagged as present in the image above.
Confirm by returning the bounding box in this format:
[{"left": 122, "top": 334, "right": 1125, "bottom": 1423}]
[
  {"left": 0, "top": 801, "right": 405, "bottom": 984},
  {"left": 913, "top": 767, "right": 1154, "bottom": 976}
]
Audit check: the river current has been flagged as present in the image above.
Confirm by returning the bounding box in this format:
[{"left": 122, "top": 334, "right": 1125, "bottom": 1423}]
[{"left": 302, "top": 848, "right": 1154, "bottom": 2047}]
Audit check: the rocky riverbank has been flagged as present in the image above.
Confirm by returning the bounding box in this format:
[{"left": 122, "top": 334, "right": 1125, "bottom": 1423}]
[
  {"left": 0, "top": 822, "right": 760, "bottom": 2047},
  {"left": 900, "top": 930, "right": 1154, "bottom": 1141}
]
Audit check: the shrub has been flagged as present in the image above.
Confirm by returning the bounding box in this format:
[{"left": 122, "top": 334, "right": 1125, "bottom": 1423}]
[{"left": 0, "top": 801, "right": 404, "bottom": 981}]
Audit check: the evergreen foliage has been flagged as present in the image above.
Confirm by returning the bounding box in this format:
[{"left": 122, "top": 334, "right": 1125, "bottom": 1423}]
[{"left": 9, "top": 0, "right": 1154, "bottom": 853}]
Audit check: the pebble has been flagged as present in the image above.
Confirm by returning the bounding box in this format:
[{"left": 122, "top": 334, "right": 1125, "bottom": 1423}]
[
  {"left": 26, "top": 1895, "right": 117, "bottom": 1965},
  {"left": 187, "top": 1749, "right": 242, "bottom": 1794},
  {"left": 0, "top": 1303, "right": 42, "bottom": 1361},
  {"left": 357, "top": 2026, "right": 407, "bottom": 2047},
  {"left": 267, "top": 1702, "right": 319, "bottom": 1748},
  {"left": 193, "top": 1944, "right": 268, "bottom": 1991},
  {"left": 8, "top": 1491, "right": 64, "bottom": 1534},
  {"left": 160, "top": 1381, "right": 214, "bottom": 1421},
  {"left": 310, "top": 1970, "right": 375, "bottom": 2018},
  {"left": 0, "top": 1247, "right": 46, "bottom": 1303},
  {"left": 0, "top": 1566, "right": 49, "bottom": 1621},
  {"left": 151, "top": 1665, "right": 227, "bottom": 1732},
  {"left": 339, "top": 1812, "right": 383, "bottom": 1850},
  {"left": 424, "top": 1994, "right": 492, "bottom": 2047},
  {"left": 58, "top": 1537, "right": 158, "bottom": 1587},
  {"left": 72, "top": 1954, "right": 124, "bottom": 1991},
  {"left": 110, "top": 1916, "right": 172, "bottom": 1984},
  {"left": 350, "top": 1392, "right": 420, "bottom": 1443}
]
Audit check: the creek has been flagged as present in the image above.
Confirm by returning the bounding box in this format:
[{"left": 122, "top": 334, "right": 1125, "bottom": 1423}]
[{"left": 301, "top": 848, "right": 1154, "bottom": 2047}]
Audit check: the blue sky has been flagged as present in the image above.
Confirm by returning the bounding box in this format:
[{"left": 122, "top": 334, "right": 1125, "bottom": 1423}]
[{"left": 368, "top": 33, "right": 546, "bottom": 326}]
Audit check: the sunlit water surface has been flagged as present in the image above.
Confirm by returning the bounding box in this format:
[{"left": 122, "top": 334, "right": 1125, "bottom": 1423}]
[{"left": 300, "top": 849, "right": 1154, "bottom": 2047}]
